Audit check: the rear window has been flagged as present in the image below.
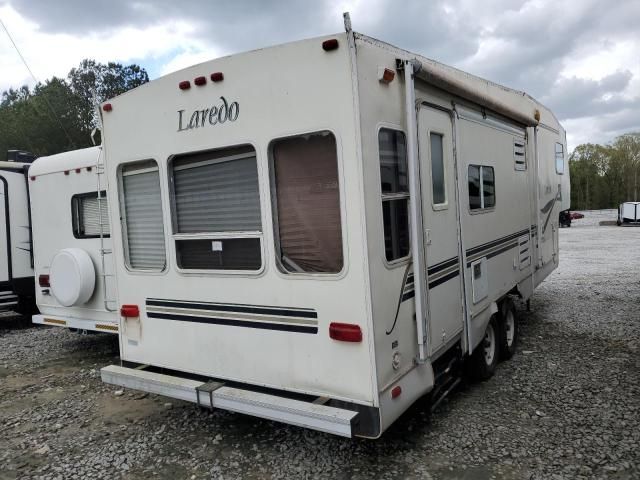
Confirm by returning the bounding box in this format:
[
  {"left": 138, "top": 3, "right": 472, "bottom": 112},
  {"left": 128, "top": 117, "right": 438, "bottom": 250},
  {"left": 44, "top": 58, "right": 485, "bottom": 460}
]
[
  {"left": 270, "top": 131, "right": 343, "bottom": 273},
  {"left": 120, "top": 160, "right": 166, "bottom": 271},
  {"left": 71, "top": 191, "right": 110, "bottom": 238},
  {"left": 170, "top": 145, "right": 262, "bottom": 271}
]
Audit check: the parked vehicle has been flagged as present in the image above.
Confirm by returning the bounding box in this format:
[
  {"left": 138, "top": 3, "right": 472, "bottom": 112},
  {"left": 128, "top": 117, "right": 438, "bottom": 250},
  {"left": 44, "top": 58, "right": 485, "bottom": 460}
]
[
  {"left": 99, "top": 20, "right": 569, "bottom": 438},
  {"left": 0, "top": 150, "right": 36, "bottom": 315},
  {"left": 617, "top": 202, "right": 640, "bottom": 226},
  {"left": 559, "top": 209, "right": 571, "bottom": 227},
  {"left": 29, "top": 147, "right": 118, "bottom": 333}
]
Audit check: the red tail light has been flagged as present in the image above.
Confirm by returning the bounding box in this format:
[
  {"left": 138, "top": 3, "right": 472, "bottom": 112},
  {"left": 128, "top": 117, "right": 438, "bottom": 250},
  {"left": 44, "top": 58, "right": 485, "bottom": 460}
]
[
  {"left": 38, "top": 274, "right": 50, "bottom": 287},
  {"left": 120, "top": 305, "right": 140, "bottom": 318},
  {"left": 179, "top": 80, "right": 191, "bottom": 90},
  {"left": 322, "top": 39, "right": 339, "bottom": 51},
  {"left": 391, "top": 385, "right": 402, "bottom": 399},
  {"left": 329, "top": 322, "right": 362, "bottom": 342}
]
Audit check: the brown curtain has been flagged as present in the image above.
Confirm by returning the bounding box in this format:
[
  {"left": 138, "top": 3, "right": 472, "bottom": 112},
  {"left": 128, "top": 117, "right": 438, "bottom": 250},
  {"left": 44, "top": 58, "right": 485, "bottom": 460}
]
[{"left": 272, "top": 132, "right": 343, "bottom": 273}]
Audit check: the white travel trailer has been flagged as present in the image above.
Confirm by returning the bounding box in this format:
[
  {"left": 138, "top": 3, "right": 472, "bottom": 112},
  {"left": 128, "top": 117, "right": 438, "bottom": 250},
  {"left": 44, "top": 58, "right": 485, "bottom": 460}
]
[
  {"left": 0, "top": 151, "right": 36, "bottom": 314},
  {"left": 99, "top": 22, "right": 568, "bottom": 438},
  {"left": 617, "top": 202, "right": 640, "bottom": 225},
  {"left": 30, "top": 147, "right": 119, "bottom": 333}
]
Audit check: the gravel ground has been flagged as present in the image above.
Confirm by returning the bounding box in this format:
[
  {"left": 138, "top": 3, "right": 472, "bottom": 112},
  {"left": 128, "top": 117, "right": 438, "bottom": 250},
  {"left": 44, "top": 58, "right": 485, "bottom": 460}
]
[{"left": 1, "top": 211, "right": 638, "bottom": 480}]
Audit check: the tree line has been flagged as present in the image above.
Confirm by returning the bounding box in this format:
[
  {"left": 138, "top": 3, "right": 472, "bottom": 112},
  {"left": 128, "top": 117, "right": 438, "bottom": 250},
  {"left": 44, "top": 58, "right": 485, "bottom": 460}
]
[
  {"left": 0, "top": 60, "right": 148, "bottom": 158},
  {"left": 570, "top": 133, "right": 640, "bottom": 211}
]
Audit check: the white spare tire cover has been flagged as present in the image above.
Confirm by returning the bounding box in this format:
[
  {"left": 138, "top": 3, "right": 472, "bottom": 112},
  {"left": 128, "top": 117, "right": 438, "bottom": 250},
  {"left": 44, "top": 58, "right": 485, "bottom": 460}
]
[{"left": 50, "top": 248, "right": 96, "bottom": 307}]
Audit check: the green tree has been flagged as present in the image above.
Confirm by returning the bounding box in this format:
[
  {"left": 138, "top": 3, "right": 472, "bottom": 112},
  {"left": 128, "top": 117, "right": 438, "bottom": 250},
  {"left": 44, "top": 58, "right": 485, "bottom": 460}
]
[{"left": 0, "top": 59, "right": 149, "bottom": 158}]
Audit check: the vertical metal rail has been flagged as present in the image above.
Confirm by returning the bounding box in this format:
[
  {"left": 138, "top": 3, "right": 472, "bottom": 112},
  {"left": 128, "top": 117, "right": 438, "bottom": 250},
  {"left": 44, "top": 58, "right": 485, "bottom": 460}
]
[
  {"left": 402, "top": 59, "right": 429, "bottom": 362},
  {"left": 96, "top": 147, "right": 116, "bottom": 312},
  {"left": 450, "top": 106, "right": 472, "bottom": 354}
]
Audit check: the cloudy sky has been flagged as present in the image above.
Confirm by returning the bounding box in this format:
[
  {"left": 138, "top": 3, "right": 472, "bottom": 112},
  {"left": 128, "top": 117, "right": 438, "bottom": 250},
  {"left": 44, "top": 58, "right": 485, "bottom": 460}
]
[{"left": 0, "top": 0, "right": 638, "bottom": 150}]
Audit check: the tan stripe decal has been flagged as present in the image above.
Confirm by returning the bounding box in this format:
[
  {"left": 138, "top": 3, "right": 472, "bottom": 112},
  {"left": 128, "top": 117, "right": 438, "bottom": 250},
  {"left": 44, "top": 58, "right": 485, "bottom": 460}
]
[{"left": 44, "top": 318, "right": 67, "bottom": 326}]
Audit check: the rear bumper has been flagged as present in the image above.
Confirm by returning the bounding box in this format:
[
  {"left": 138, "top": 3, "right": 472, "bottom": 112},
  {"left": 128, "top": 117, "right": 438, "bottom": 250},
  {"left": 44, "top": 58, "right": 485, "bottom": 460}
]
[
  {"left": 101, "top": 364, "right": 359, "bottom": 437},
  {"left": 32, "top": 314, "right": 119, "bottom": 334}
]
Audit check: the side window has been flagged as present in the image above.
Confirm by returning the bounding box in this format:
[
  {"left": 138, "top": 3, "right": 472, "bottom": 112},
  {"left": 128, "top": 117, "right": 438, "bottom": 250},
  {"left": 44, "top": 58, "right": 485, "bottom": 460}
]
[
  {"left": 170, "top": 145, "right": 262, "bottom": 271},
  {"left": 271, "top": 131, "right": 343, "bottom": 273},
  {"left": 430, "top": 132, "right": 447, "bottom": 206},
  {"left": 71, "top": 191, "right": 110, "bottom": 238},
  {"left": 120, "top": 160, "right": 166, "bottom": 271},
  {"left": 468, "top": 165, "right": 496, "bottom": 211},
  {"left": 555, "top": 142, "right": 565, "bottom": 174},
  {"left": 378, "top": 128, "right": 410, "bottom": 262}
]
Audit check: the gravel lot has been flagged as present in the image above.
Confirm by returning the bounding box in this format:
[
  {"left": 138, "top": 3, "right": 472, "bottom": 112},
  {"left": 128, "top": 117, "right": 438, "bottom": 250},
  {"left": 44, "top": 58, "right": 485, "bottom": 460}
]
[{"left": 1, "top": 210, "right": 638, "bottom": 480}]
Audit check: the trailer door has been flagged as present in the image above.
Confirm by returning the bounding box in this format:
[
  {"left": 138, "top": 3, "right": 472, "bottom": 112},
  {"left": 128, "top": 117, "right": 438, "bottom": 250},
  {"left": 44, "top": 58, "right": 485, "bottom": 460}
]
[{"left": 417, "top": 106, "right": 465, "bottom": 356}]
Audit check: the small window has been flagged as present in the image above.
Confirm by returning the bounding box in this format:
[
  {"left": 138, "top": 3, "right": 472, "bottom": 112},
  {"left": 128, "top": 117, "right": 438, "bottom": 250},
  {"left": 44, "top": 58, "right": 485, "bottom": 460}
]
[
  {"left": 430, "top": 132, "right": 447, "bottom": 205},
  {"left": 72, "top": 191, "right": 110, "bottom": 238},
  {"left": 555, "top": 143, "right": 564, "bottom": 174},
  {"left": 468, "top": 165, "right": 496, "bottom": 211},
  {"left": 271, "top": 131, "right": 343, "bottom": 273},
  {"left": 120, "top": 160, "right": 166, "bottom": 271},
  {"left": 379, "top": 128, "right": 410, "bottom": 262},
  {"left": 514, "top": 139, "right": 526, "bottom": 171},
  {"left": 170, "top": 145, "right": 261, "bottom": 271}
]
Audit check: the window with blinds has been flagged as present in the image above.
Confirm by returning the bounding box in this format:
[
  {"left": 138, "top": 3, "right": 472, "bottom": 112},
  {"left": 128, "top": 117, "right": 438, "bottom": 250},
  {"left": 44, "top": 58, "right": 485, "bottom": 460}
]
[
  {"left": 120, "top": 161, "right": 166, "bottom": 271},
  {"left": 170, "top": 145, "right": 262, "bottom": 271},
  {"left": 71, "top": 191, "right": 110, "bottom": 238},
  {"left": 271, "top": 131, "right": 343, "bottom": 273}
]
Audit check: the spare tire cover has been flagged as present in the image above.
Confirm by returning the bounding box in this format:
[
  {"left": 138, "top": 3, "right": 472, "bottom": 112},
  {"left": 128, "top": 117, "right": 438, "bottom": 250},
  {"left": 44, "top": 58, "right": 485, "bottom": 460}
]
[{"left": 50, "top": 248, "right": 96, "bottom": 307}]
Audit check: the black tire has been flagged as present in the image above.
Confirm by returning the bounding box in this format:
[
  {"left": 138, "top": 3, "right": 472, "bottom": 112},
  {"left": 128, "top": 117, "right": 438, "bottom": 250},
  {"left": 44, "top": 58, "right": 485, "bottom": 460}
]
[
  {"left": 470, "top": 315, "right": 499, "bottom": 381},
  {"left": 498, "top": 297, "right": 518, "bottom": 360}
]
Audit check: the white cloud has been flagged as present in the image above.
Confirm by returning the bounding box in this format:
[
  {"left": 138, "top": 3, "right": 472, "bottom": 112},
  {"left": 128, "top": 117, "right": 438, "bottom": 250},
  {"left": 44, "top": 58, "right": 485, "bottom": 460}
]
[{"left": 0, "top": 4, "right": 203, "bottom": 91}]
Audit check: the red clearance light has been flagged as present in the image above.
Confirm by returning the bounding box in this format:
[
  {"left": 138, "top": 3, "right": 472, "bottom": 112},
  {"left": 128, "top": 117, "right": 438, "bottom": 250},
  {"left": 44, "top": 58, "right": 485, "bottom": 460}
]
[
  {"left": 64, "top": 170, "right": 70, "bottom": 175},
  {"left": 75, "top": 168, "right": 81, "bottom": 173},
  {"left": 379, "top": 67, "right": 395, "bottom": 84},
  {"left": 194, "top": 76, "right": 207, "bottom": 86},
  {"left": 102, "top": 103, "right": 112, "bottom": 112},
  {"left": 329, "top": 322, "right": 362, "bottom": 342},
  {"left": 179, "top": 80, "right": 191, "bottom": 90},
  {"left": 210, "top": 72, "right": 224, "bottom": 82},
  {"left": 38, "top": 274, "right": 50, "bottom": 287},
  {"left": 322, "top": 38, "right": 339, "bottom": 51},
  {"left": 391, "top": 385, "right": 402, "bottom": 399},
  {"left": 30, "top": 176, "right": 35, "bottom": 181},
  {"left": 120, "top": 304, "right": 140, "bottom": 318}
]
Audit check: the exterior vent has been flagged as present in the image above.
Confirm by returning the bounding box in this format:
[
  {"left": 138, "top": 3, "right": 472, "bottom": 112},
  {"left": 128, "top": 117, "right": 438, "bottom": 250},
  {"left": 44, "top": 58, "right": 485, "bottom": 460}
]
[{"left": 514, "top": 139, "right": 526, "bottom": 171}]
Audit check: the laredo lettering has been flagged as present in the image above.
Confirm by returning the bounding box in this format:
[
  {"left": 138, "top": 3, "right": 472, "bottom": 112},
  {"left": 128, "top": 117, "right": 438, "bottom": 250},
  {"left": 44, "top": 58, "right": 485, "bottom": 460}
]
[{"left": 177, "top": 96, "right": 239, "bottom": 132}]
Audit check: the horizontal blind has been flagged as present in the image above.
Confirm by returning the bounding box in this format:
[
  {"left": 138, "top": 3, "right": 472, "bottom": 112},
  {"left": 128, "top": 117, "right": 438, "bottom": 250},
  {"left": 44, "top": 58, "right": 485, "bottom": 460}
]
[
  {"left": 173, "top": 152, "right": 261, "bottom": 233},
  {"left": 122, "top": 166, "right": 166, "bottom": 270},
  {"left": 80, "top": 196, "right": 110, "bottom": 236}
]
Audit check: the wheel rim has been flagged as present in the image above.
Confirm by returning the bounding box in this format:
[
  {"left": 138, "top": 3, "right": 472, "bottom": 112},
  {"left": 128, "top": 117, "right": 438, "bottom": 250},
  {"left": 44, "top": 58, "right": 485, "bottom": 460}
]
[
  {"left": 504, "top": 310, "right": 515, "bottom": 347},
  {"left": 483, "top": 323, "right": 496, "bottom": 365}
]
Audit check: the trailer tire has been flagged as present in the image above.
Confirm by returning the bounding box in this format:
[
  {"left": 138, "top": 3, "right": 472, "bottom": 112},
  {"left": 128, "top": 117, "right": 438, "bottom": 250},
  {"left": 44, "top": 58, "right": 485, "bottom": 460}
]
[
  {"left": 498, "top": 297, "right": 518, "bottom": 360},
  {"left": 470, "top": 316, "right": 499, "bottom": 381}
]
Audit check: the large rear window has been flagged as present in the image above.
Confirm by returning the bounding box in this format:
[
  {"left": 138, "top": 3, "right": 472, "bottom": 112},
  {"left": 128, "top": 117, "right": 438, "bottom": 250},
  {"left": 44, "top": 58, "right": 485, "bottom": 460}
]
[
  {"left": 169, "top": 145, "right": 262, "bottom": 271},
  {"left": 270, "top": 131, "right": 343, "bottom": 273}
]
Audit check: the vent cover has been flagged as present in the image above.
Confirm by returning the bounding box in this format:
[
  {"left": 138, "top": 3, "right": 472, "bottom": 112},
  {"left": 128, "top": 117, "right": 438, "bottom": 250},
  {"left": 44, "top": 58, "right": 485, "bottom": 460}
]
[{"left": 514, "top": 139, "right": 526, "bottom": 171}]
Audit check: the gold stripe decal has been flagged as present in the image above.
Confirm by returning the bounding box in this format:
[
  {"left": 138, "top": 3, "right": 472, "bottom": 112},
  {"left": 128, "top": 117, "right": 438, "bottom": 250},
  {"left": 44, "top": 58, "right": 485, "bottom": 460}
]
[{"left": 44, "top": 318, "right": 67, "bottom": 326}]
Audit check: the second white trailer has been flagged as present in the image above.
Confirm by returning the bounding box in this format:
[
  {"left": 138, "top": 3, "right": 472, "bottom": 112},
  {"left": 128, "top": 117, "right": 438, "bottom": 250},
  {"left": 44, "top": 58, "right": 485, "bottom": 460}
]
[
  {"left": 99, "top": 25, "right": 568, "bottom": 438},
  {"left": 30, "top": 147, "right": 119, "bottom": 333}
]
